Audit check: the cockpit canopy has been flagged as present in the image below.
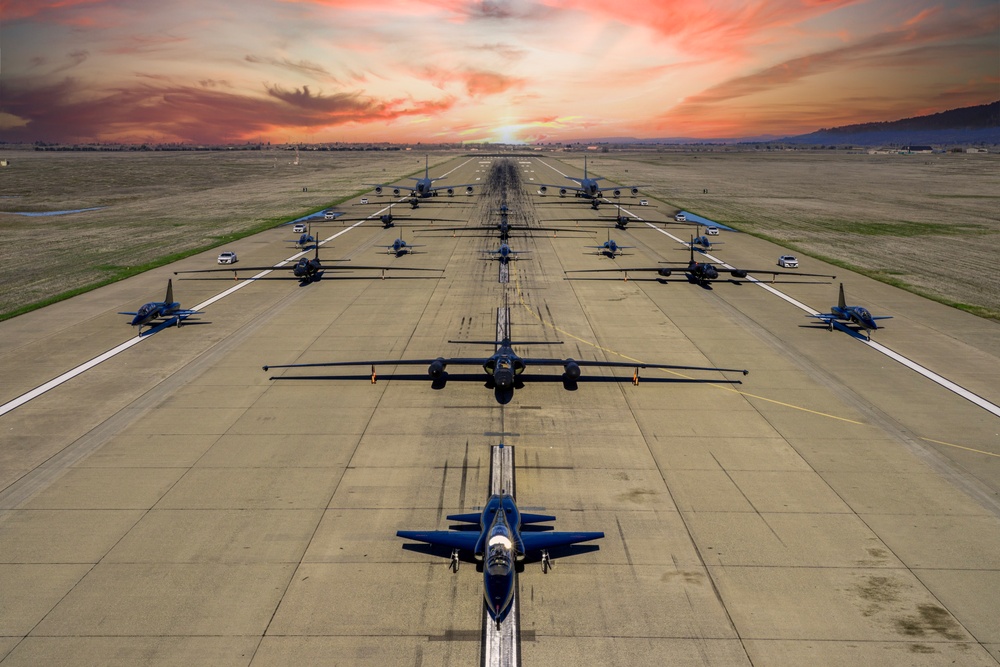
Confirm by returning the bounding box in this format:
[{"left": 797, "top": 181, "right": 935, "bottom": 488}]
[{"left": 486, "top": 532, "right": 513, "bottom": 576}]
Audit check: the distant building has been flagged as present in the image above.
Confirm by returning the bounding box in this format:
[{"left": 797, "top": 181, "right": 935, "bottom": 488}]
[{"left": 902, "top": 145, "right": 933, "bottom": 153}]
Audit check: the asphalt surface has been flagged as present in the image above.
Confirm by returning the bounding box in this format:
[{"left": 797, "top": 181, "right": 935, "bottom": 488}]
[{"left": 0, "top": 156, "right": 998, "bottom": 666}]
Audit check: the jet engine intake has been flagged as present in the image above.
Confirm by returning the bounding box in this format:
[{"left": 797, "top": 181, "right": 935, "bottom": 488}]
[
  {"left": 446, "top": 188, "right": 455, "bottom": 196},
  {"left": 730, "top": 269, "right": 748, "bottom": 278},
  {"left": 630, "top": 187, "right": 639, "bottom": 196},
  {"left": 465, "top": 186, "right": 474, "bottom": 195},
  {"left": 374, "top": 186, "right": 383, "bottom": 195},
  {"left": 612, "top": 188, "right": 622, "bottom": 197},
  {"left": 563, "top": 359, "right": 581, "bottom": 380},
  {"left": 539, "top": 186, "right": 547, "bottom": 194},
  {"left": 658, "top": 268, "right": 673, "bottom": 277},
  {"left": 559, "top": 188, "right": 568, "bottom": 197},
  {"left": 392, "top": 187, "right": 401, "bottom": 196},
  {"left": 494, "top": 367, "right": 515, "bottom": 389},
  {"left": 428, "top": 358, "right": 447, "bottom": 379}
]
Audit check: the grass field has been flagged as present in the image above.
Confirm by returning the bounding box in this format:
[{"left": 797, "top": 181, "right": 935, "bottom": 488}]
[
  {"left": 1, "top": 148, "right": 998, "bottom": 320},
  {"left": 0, "top": 150, "right": 431, "bottom": 318},
  {"left": 584, "top": 150, "right": 1000, "bottom": 319}
]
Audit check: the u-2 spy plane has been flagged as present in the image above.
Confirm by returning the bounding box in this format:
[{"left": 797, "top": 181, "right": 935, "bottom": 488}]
[
  {"left": 568, "top": 244, "right": 834, "bottom": 287},
  {"left": 397, "top": 491, "right": 604, "bottom": 627},
  {"left": 262, "top": 335, "right": 748, "bottom": 403},
  {"left": 535, "top": 155, "right": 643, "bottom": 200},
  {"left": 335, "top": 203, "right": 464, "bottom": 229},
  {"left": 367, "top": 156, "right": 476, "bottom": 199},
  {"left": 174, "top": 242, "right": 440, "bottom": 284},
  {"left": 119, "top": 279, "right": 202, "bottom": 334},
  {"left": 809, "top": 283, "right": 892, "bottom": 338}
]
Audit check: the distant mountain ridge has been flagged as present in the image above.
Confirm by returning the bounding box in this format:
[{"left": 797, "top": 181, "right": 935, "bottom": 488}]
[
  {"left": 783, "top": 101, "right": 1000, "bottom": 145},
  {"left": 577, "top": 101, "right": 999, "bottom": 146}
]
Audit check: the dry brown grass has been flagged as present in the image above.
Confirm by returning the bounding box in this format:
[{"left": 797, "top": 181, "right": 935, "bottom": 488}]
[
  {"left": 1, "top": 148, "right": 998, "bottom": 320},
  {"left": 584, "top": 150, "right": 1000, "bottom": 318},
  {"left": 0, "top": 150, "right": 437, "bottom": 316}
]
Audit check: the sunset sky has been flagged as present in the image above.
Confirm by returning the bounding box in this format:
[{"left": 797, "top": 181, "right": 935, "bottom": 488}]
[{"left": 1, "top": 0, "right": 997, "bottom": 144}]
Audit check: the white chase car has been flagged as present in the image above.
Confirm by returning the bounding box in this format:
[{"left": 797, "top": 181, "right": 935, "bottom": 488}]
[
  {"left": 674, "top": 212, "right": 686, "bottom": 222},
  {"left": 324, "top": 210, "right": 337, "bottom": 220},
  {"left": 777, "top": 255, "right": 799, "bottom": 268},
  {"left": 217, "top": 251, "right": 238, "bottom": 265},
  {"left": 292, "top": 223, "right": 308, "bottom": 233},
  {"left": 705, "top": 226, "right": 720, "bottom": 235}
]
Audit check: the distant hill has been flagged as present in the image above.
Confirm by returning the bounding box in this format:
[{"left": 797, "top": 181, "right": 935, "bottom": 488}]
[{"left": 783, "top": 101, "right": 1000, "bottom": 145}]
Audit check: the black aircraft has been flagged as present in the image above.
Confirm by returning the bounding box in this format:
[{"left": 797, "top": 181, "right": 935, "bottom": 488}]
[
  {"left": 397, "top": 491, "right": 604, "bottom": 627},
  {"left": 586, "top": 231, "right": 634, "bottom": 258},
  {"left": 119, "top": 279, "right": 202, "bottom": 334},
  {"left": 333, "top": 203, "right": 464, "bottom": 229},
  {"left": 550, "top": 202, "right": 690, "bottom": 230},
  {"left": 416, "top": 207, "right": 587, "bottom": 241},
  {"left": 534, "top": 155, "right": 643, "bottom": 200},
  {"left": 367, "top": 156, "right": 476, "bottom": 199},
  {"left": 567, "top": 244, "right": 835, "bottom": 286},
  {"left": 174, "top": 242, "right": 440, "bottom": 284},
  {"left": 809, "top": 283, "right": 892, "bottom": 338},
  {"left": 262, "top": 336, "right": 748, "bottom": 403}
]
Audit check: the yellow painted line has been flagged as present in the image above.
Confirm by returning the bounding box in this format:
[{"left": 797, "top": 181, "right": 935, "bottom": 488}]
[
  {"left": 921, "top": 437, "right": 1000, "bottom": 458},
  {"left": 511, "top": 262, "right": 865, "bottom": 426}
]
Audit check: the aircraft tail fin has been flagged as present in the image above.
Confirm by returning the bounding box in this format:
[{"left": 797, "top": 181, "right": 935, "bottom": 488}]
[
  {"left": 165, "top": 279, "right": 174, "bottom": 304},
  {"left": 838, "top": 283, "right": 846, "bottom": 309}
]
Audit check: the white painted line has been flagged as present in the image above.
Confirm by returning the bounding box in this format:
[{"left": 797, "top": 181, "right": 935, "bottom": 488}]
[
  {"left": 0, "top": 207, "right": 393, "bottom": 418},
  {"left": 638, "top": 219, "right": 1000, "bottom": 419}
]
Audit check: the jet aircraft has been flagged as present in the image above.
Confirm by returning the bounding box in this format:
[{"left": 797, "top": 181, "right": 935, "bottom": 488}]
[
  {"left": 174, "top": 242, "right": 440, "bottom": 284},
  {"left": 550, "top": 202, "right": 688, "bottom": 230},
  {"left": 534, "top": 156, "right": 643, "bottom": 200},
  {"left": 379, "top": 231, "right": 424, "bottom": 256},
  {"left": 567, "top": 245, "right": 835, "bottom": 286},
  {"left": 262, "top": 336, "right": 748, "bottom": 403},
  {"left": 397, "top": 491, "right": 604, "bottom": 627},
  {"left": 367, "top": 156, "right": 476, "bottom": 199},
  {"left": 809, "top": 283, "right": 892, "bottom": 338},
  {"left": 332, "top": 204, "right": 462, "bottom": 229},
  {"left": 482, "top": 243, "right": 527, "bottom": 263},
  {"left": 119, "top": 279, "right": 202, "bottom": 334},
  {"left": 688, "top": 233, "right": 723, "bottom": 252},
  {"left": 587, "top": 232, "right": 634, "bottom": 258}
]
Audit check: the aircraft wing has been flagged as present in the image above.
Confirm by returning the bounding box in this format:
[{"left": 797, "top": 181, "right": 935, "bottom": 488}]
[
  {"left": 263, "top": 357, "right": 489, "bottom": 371},
  {"left": 396, "top": 530, "right": 480, "bottom": 553},
  {"left": 520, "top": 531, "right": 604, "bottom": 553},
  {"left": 525, "top": 358, "right": 748, "bottom": 375},
  {"left": 533, "top": 182, "right": 586, "bottom": 194}
]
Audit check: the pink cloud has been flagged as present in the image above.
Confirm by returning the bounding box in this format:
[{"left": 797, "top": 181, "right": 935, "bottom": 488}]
[{"left": 0, "top": 77, "right": 458, "bottom": 144}]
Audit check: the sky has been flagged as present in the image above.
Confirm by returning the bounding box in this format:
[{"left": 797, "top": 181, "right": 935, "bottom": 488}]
[{"left": 1, "top": 0, "right": 997, "bottom": 144}]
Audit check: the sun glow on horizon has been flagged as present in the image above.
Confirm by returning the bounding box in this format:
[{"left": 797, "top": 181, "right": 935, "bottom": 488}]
[{"left": 1, "top": 0, "right": 997, "bottom": 144}]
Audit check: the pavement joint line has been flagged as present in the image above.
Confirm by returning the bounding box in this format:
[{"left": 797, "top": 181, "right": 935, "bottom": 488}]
[
  {"left": 634, "top": 219, "right": 1000, "bottom": 421},
  {"left": 510, "top": 261, "right": 864, "bottom": 425},
  {"left": 0, "top": 206, "right": 390, "bottom": 419}
]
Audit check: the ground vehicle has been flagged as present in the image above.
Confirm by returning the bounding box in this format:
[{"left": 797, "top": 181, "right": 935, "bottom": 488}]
[
  {"left": 360, "top": 197, "right": 369, "bottom": 204},
  {"left": 778, "top": 255, "right": 799, "bottom": 268},
  {"left": 217, "top": 251, "right": 238, "bottom": 265},
  {"left": 706, "top": 226, "right": 720, "bottom": 235},
  {"left": 293, "top": 223, "right": 307, "bottom": 233},
  {"left": 675, "top": 213, "right": 686, "bottom": 222},
  {"left": 639, "top": 199, "right": 648, "bottom": 206},
  {"left": 324, "top": 210, "right": 336, "bottom": 220}
]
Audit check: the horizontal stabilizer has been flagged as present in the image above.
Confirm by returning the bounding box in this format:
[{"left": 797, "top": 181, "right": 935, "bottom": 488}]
[
  {"left": 445, "top": 512, "right": 482, "bottom": 524},
  {"left": 519, "top": 512, "right": 557, "bottom": 524}
]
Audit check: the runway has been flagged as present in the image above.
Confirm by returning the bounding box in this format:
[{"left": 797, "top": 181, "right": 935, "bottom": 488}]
[{"left": 0, "top": 155, "right": 998, "bottom": 666}]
